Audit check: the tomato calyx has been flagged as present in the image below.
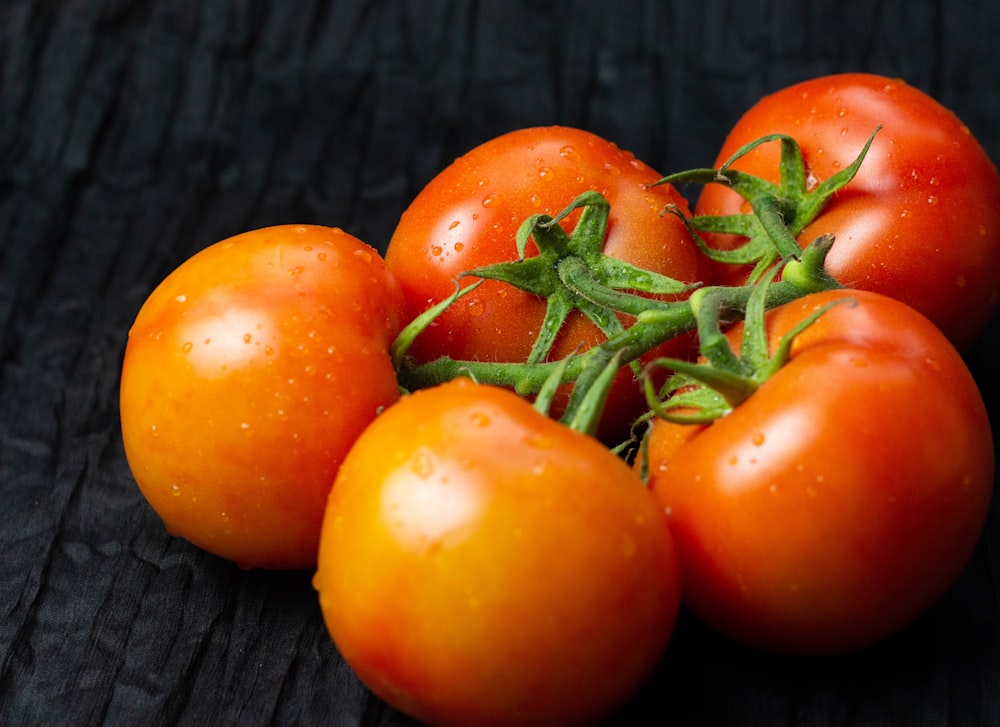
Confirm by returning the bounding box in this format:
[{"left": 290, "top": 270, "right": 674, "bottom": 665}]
[
  {"left": 643, "top": 259, "right": 853, "bottom": 424},
  {"left": 465, "top": 190, "right": 696, "bottom": 363},
  {"left": 655, "top": 127, "right": 881, "bottom": 282}
]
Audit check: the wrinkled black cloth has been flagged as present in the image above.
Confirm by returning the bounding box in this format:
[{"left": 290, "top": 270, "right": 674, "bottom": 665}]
[{"left": 2, "top": 1, "right": 999, "bottom": 725}]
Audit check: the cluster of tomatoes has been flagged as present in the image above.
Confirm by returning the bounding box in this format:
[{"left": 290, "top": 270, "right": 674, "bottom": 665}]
[{"left": 120, "top": 74, "right": 999, "bottom": 727}]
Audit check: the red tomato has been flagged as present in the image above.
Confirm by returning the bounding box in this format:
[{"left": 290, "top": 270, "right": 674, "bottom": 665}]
[
  {"left": 315, "top": 378, "right": 681, "bottom": 727},
  {"left": 120, "top": 225, "right": 406, "bottom": 569},
  {"left": 385, "top": 126, "right": 711, "bottom": 441},
  {"left": 642, "top": 289, "right": 994, "bottom": 654},
  {"left": 695, "top": 73, "right": 1000, "bottom": 350}
]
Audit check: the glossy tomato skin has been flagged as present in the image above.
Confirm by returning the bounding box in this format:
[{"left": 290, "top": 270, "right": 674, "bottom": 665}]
[
  {"left": 385, "top": 126, "right": 712, "bottom": 442},
  {"left": 696, "top": 73, "right": 1000, "bottom": 350},
  {"left": 120, "top": 225, "right": 406, "bottom": 570},
  {"left": 643, "top": 289, "right": 994, "bottom": 654},
  {"left": 315, "top": 378, "right": 681, "bottom": 727}
]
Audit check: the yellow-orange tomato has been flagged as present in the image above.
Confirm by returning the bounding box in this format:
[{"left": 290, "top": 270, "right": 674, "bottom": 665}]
[
  {"left": 120, "top": 225, "right": 406, "bottom": 569},
  {"left": 315, "top": 378, "right": 681, "bottom": 727}
]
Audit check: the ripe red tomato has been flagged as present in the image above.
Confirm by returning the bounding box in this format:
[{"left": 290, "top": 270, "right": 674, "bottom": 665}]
[
  {"left": 120, "top": 225, "right": 406, "bottom": 570},
  {"left": 385, "top": 125, "right": 712, "bottom": 441},
  {"left": 315, "top": 378, "right": 681, "bottom": 727},
  {"left": 695, "top": 73, "right": 1000, "bottom": 350},
  {"left": 641, "top": 289, "right": 994, "bottom": 654}
]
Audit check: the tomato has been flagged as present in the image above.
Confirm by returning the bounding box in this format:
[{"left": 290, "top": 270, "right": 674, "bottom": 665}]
[
  {"left": 695, "top": 73, "right": 1000, "bottom": 350},
  {"left": 641, "top": 289, "right": 994, "bottom": 654},
  {"left": 314, "top": 378, "right": 681, "bottom": 727},
  {"left": 385, "top": 125, "right": 711, "bottom": 442},
  {"left": 120, "top": 225, "right": 406, "bottom": 570}
]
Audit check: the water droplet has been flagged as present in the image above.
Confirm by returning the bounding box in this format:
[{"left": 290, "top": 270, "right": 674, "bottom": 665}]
[
  {"left": 449, "top": 220, "right": 461, "bottom": 230},
  {"left": 264, "top": 345, "right": 274, "bottom": 356},
  {"left": 538, "top": 167, "right": 553, "bottom": 180},
  {"left": 181, "top": 342, "right": 193, "bottom": 353},
  {"left": 317, "top": 252, "right": 327, "bottom": 261},
  {"left": 727, "top": 454, "right": 738, "bottom": 466},
  {"left": 243, "top": 333, "right": 252, "bottom": 344},
  {"left": 482, "top": 194, "right": 498, "bottom": 208},
  {"left": 454, "top": 242, "right": 464, "bottom": 252},
  {"left": 175, "top": 294, "right": 187, "bottom": 303},
  {"left": 466, "top": 298, "right": 485, "bottom": 317},
  {"left": 837, "top": 107, "right": 847, "bottom": 117},
  {"left": 927, "top": 195, "right": 938, "bottom": 206},
  {"left": 354, "top": 249, "right": 372, "bottom": 263},
  {"left": 529, "top": 193, "right": 542, "bottom": 208},
  {"left": 289, "top": 265, "right": 304, "bottom": 275},
  {"left": 431, "top": 245, "right": 443, "bottom": 257},
  {"left": 752, "top": 433, "right": 765, "bottom": 446},
  {"left": 477, "top": 177, "right": 490, "bottom": 188},
  {"left": 899, "top": 209, "right": 909, "bottom": 218},
  {"left": 411, "top": 448, "right": 434, "bottom": 477},
  {"left": 604, "top": 163, "right": 621, "bottom": 176},
  {"left": 469, "top": 411, "right": 490, "bottom": 428},
  {"left": 240, "top": 422, "right": 250, "bottom": 430},
  {"left": 559, "top": 145, "right": 580, "bottom": 162},
  {"left": 925, "top": 358, "right": 942, "bottom": 372},
  {"left": 171, "top": 484, "right": 181, "bottom": 497}
]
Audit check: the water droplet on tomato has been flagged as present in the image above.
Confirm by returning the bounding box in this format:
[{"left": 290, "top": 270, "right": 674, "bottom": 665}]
[
  {"left": 411, "top": 448, "right": 435, "bottom": 477},
  {"left": 354, "top": 249, "right": 372, "bottom": 263},
  {"left": 449, "top": 220, "right": 461, "bottom": 230},
  {"left": 290, "top": 265, "right": 303, "bottom": 275},
  {"left": 927, "top": 195, "right": 939, "bottom": 206},
  {"left": 538, "top": 167, "right": 553, "bottom": 180},
  {"left": 175, "top": 294, "right": 187, "bottom": 303},
  {"left": 431, "top": 245, "right": 443, "bottom": 257},
  {"left": 181, "top": 342, "right": 193, "bottom": 353},
  {"left": 171, "top": 485, "right": 180, "bottom": 497},
  {"left": 482, "top": 194, "right": 498, "bottom": 208},
  {"left": 752, "top": 433, "right": 765, "bottom": 446},
  {"left": 466, "top": 298, "right": 485, "bottom": 317},
  {"left": 469, "top": 412, "right": 490, "bottom": 428},
  {"left": 454, "top": 242, "right": 464, "bottom": 252},
  {"left": 559, "top": 145, "right": 580, "bottom": 162},
  {"left": 243, "top": 333, "right": 252, "bottom": 344},
  {"left": 604, "top": 163, "right": 621, "bottom": 176}
]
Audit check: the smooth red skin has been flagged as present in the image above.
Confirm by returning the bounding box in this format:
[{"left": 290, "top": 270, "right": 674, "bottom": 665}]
[
  {"left": 385, "top": 125, "right": 713, "bottom": 441},
  {"left": 643, "top": 289, "right": 994, "bottom": 654},
  {"left": 120, "top": 225, "right": 406, "bottom": 569},
  {"left": 315, "top": 378, "right": 681, "bottom": 727},
  {"left": 696, "top": 73, "right": 1000, "bottom": 351}
]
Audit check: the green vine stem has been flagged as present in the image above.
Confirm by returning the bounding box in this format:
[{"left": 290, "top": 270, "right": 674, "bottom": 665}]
[{"left": 395, "top": 235, "right": 841, "bottom": 401}]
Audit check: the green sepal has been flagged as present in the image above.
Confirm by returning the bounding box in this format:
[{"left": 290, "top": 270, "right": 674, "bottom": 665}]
[{"left": 656, "top": 127, "right": 881, "bottom": 280}]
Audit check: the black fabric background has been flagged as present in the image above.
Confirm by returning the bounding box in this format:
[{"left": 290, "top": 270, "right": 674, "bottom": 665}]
[{"left": 2, "top": 1, "right": 1000, "bottom": 725}]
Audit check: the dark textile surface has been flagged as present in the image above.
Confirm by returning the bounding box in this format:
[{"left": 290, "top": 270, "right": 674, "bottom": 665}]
[{"left": 2, "top": 1, "right": 999, "bottom": 725}]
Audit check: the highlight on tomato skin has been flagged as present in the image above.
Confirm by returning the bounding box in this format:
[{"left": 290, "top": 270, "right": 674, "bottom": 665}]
[
  {"left": 119, "top": 224, "right": 407, "bottom": 570},
  {"left": 314, "top": 377, "right": 682, "bottom": 727},
  {"left": 641, "top": 289, "right": 995, "bottom": 656}
]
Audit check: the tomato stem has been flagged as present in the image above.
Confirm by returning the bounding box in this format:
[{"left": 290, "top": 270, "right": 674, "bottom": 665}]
[{"left": 396, "top": 236, "right": 842, "bottom": 400}]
